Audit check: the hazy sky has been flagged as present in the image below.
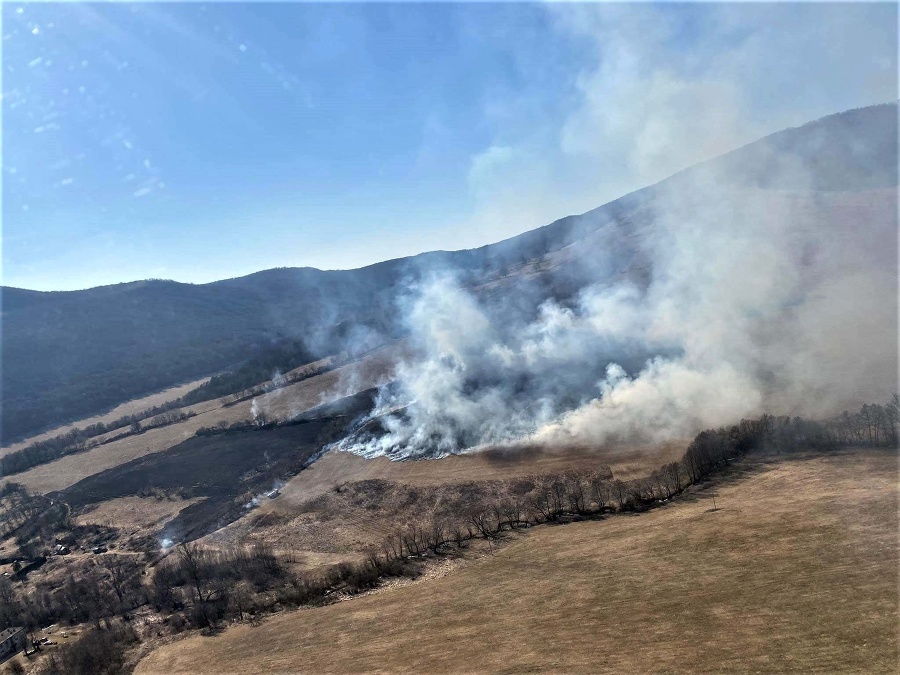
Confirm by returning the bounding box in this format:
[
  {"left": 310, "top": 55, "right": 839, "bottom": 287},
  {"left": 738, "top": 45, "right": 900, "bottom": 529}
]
[{"left": 3, "top": 2, "right": 896, "bottom": 291}]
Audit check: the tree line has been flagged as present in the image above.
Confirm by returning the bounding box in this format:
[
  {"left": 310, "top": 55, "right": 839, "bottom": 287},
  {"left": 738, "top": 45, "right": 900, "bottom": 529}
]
[
  {"left": 4, "top": 397, "right": 896, "bottom": 674},
  {"left": 0, "top": 410, "right": 195, "bottom": 478},
  {"left": 830, "top": 397, "right": 899, "bottom": 447},
  {"left": 1, "top": 339, "right": 341, "bottom": 478}
]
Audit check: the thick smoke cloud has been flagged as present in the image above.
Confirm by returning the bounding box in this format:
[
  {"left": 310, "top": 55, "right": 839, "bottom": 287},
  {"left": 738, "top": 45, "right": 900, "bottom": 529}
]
[
  {"left": 334, "top": 148, "right": 897, "bottom": 459},
  {"left": 462, "top": 3, "right": 897, "bottom": 248},
  {"left": 285, "top": 5, "right": 898, "bottom": 460}
]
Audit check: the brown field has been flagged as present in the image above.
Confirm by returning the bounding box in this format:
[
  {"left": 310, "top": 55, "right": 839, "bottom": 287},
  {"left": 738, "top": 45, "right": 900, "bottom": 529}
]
[
  {"left": 274, "top": 441, "right": 686, "bottom": 503},
  {"left": 138, "top": 448, "right": 898, "bottom": 674},
  {"left": 1, "top": 345, "right": 401, "bottom": 494},
  {"left": 0, "top": 377, "right": 210, "bottom": 458},
  {"left": 206, "top": 442, "right": 685, "bottom": 563},
  {"left": 74, "top": 495, "right": 204, "bottom": 537}
]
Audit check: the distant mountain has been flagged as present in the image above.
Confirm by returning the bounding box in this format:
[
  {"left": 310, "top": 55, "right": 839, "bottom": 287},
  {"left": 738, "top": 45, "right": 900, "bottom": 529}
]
[{"left": 2, "top": 102, "right": 896, "bottom": 443}]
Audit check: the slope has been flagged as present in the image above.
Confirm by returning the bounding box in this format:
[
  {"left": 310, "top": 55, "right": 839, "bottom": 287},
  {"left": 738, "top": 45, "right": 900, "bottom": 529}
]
[
  {"left": 2, "top": 102, "right": 896, "bottom": 442},
  {"left": 135, "top": 447, "right": 898, "bottom": 674}
]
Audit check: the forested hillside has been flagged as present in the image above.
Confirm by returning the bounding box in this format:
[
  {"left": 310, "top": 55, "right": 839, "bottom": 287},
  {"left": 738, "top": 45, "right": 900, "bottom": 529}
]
[{"left": 2, "top": 103, "right": 895, "bottom": 443}]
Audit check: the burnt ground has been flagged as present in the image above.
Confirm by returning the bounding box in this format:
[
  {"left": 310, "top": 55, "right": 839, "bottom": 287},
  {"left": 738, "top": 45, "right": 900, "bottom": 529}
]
[{"left": 59, "top": 390, "right": 376, "bottom": 543}]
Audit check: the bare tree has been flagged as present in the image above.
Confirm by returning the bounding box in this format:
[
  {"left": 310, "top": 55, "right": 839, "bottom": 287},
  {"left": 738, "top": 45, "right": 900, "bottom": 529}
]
[
  {"left": 565, "top": 472, "right": 588, "bottom": 515},
  {"left": 886, "top": 395, "right": 899, "bottom": 446},
  {"left": 103, "top": 556, "right": 141, "bottom": 608},
  {"left": 528, "top": 477, "right": 554, "bottom": 522},
  {"left": 611, "top": 480, "right": 628, "bottom": 510},
  {"left": 468, "top": 505, "right": 499, "bottom": 539},
  {"left": 176, "top": 542, "right": 212, "bottom": 603},
  {"left": 588, "top": 473, "right": 611, "bottom": 511},
  {"left": 228, "top": 581, "right": 253, "bottom": 622},
  {"left": 550, "top": 479, "right": 567, "bottom": 516},
  {"left": 501, "top": 496, "right": 527, "bottom": 528}
]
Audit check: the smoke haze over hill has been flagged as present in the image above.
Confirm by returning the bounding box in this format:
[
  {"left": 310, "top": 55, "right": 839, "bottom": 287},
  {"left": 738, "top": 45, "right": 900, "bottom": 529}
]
[
  {"left": 333, "top": 105, "right": 898, "bottom": 458},
  {"left": 2, "top": 105, "right": 897, "bottom": 449}
]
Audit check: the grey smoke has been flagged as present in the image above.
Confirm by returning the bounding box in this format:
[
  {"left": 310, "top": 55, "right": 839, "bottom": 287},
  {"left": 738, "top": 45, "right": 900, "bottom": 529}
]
[{"left": 334, "top": 117, "right": 898, "bottom": 459}]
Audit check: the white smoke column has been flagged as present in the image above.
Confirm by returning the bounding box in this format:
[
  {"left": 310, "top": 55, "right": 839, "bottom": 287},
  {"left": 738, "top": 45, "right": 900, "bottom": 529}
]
[
  {"left": 337, "top": 162, "right": 896, "bottom": 458},
  {"left": 538, "top": 175, "right": 897, "bottom": 445},
  {"left": 323, "top": 5, "right": 897, "bottom": 459},
  {"left": 335, "top": 272, "right": 665, "bottom": 458},
  {"left": 269, "top": 370, "right": 287, "bottom": 390},
  {"left": 338, "top": 276, "right": 556, "bottom": 458}
]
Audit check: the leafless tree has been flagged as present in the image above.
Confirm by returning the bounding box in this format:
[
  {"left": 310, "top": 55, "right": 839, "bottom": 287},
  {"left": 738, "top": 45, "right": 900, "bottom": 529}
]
[
  {"left": 588, "top": 473, "right": 611, "bottom": 511},
  {"left": 550, "top": 479, "right": 567, "bottom": 516},
  {"left": 468, "top": 505, "right": 498, "bottom": 539},
  {"left": 228, "top": 581, "right": 253, "bottom": 622},
  {"left": 528, "top": 478, "right": 554, "bottom": 522},
  {"left": 102, "top": 556, "right": 141, "bottom": 607},
  {"left": 176, "top": 543, "right": 212, "bottom": 603},
  {"left": 611, "top": 480, "right": 628, "bottom": 510},
  {"left": 565, "top": 472, "right": 588, "bottom": 514},
  {"left": 501, "top": 496, "right": 527, "bottom": 528}
]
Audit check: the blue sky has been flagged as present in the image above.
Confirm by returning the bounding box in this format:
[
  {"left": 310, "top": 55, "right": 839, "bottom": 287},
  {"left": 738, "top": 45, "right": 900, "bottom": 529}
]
[{"left": 3, "top": 2, "right": 897, "bottom": 291}]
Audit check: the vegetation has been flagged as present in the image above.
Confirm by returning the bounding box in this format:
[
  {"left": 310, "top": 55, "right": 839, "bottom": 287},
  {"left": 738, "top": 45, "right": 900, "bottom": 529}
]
[
  {"left": 42, "top": 622, "right": 140, "bottom": 675},
  {"left": 58, "top": 394, "right": 376, "bottom": 543},
  {"left": 0, "top": 411, "right": 195, "bottom": 477},
  {"left": 136, "top": 447, "right": 898, "bottom": 675},
  {"left": 1, "top": 271, "right": 398, "bottom": 443},
  {"left": 0, "top": 339, "right": 343, "bottom": 478},
  {"left": 2, "top": 396, "right": 895, "bottom": 673},
  {"left": 174, "top": 338, "right": 317, "bottom": 407}
]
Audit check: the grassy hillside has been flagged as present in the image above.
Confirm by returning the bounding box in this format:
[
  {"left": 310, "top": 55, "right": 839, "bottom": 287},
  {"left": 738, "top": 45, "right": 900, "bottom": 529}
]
[
  {"left": 3, "top": 103, "right": 896, "bottom": 443},
  {"left": 136, "top": 448, "right": 898, "bottom": 674},
  {"left": 0, "top": 344, "right": 400, "bottom": 495},
  {"left": 53, "top": 390, "right": 377, "bottom": 543},
  {"left": 0, "top": 377, "right": 209, "bottom": 458},
  {"left": 207, "top": 441, "right": 686, "bottom": 564}
]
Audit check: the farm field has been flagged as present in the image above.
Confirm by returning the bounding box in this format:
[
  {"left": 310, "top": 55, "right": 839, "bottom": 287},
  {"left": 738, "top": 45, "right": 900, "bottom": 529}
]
[
  {"left": 208, "top": 441, "right": 687, "bottom": 562},
  {"left": 137, "top": 448, "right": 899, "bottom": 674},
  {"left": 0, "top": 344, "right": 401, "bottom": 494},
  {"left": 0, "top": 377, "right": 210, "bottom": 458}
]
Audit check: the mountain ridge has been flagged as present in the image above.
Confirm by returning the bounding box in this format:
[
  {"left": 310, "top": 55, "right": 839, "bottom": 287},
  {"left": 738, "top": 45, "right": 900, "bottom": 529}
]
[{"left": 2, "top": 102, "right": 896, "bottom": 443}]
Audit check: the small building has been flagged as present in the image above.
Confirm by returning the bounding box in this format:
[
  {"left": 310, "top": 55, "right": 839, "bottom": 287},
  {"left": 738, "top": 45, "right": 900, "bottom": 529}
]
[{"left": 0, "top": 627, "right": 26, "bottom": 661}]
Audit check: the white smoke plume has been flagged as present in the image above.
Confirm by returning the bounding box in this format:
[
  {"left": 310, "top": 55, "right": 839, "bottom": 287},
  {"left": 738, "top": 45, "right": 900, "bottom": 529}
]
[
  {"left": 272, "top": 5, "right": 898, "bottom": 460},
  {"left": 335, "top": 151, "right": 897, "bottom": 459},
  {"left": 323, "top": 2, "right": 897, "bottom": 460}
]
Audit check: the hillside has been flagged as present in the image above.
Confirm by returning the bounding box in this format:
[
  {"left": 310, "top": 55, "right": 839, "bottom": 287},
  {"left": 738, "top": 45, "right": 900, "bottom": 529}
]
[
  {"left": 3, "top": 102, "right": 896, "bottom": 444},
  {"left": 3, "top": 393, "right": 896, "bottom": 673},
  {"left": 203, "top": 439, "right": 686, "bottom": 563},
  {"left": 0, "top": 343, "right": 401, "bottom": 495},
  {"left": 135, "top": 447, "right": 898, "bottom": 674}
]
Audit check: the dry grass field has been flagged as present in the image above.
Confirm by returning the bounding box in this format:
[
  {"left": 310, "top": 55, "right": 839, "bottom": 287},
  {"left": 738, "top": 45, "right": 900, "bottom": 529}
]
[
  {"left": 1, "top": 345, "right": 401, "bottom": 494},
  {"left": 275, "top": 441, "right": 686, "bottom": 501},
  {"left": 138, "top": 448, "right": 898, "bottom": 674},
  {"left": 207, "top": 442, "right": 686, "bottom": 563},
  {"left": 0, "top": 377, "right": 211, "bottom": 458},
  {"left": 74, "top": 495, "right": 204, "bottom": 537}
]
